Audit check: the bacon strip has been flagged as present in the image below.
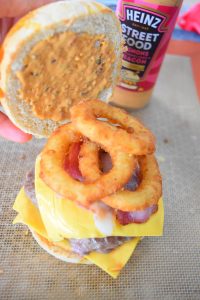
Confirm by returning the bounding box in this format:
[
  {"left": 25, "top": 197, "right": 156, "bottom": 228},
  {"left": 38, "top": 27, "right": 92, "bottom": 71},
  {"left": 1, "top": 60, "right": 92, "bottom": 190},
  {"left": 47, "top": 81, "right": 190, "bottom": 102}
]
[
  {"left": 64, "top": 142, "right": 83, "bottom": 181},
  {"left": 116, "top": 204, "right": 158, "bottom": 225}
]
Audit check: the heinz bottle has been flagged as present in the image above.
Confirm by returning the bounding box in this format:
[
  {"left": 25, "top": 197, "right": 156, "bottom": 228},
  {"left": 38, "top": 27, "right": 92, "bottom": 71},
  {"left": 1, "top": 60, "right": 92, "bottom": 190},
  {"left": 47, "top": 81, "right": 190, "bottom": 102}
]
[{"left": 111, "top": 0, "right": 183, "bottom": 108}]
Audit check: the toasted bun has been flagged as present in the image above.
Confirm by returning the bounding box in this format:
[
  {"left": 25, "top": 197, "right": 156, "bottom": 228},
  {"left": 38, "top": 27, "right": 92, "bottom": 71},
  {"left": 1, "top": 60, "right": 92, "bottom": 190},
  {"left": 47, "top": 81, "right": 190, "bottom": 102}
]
[
  {"left": 31, "top": 230, "right": 91, "bottom": 264},
  {"left": 1, "top": 0, "right": 123, "bottom": 137}
]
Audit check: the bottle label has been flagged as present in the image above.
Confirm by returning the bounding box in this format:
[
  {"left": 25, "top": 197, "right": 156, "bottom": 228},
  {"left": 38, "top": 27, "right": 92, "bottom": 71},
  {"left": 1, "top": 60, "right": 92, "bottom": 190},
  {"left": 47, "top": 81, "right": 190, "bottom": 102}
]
[{"left": 116, "top": 0, "right": 181, "bottom": 92}]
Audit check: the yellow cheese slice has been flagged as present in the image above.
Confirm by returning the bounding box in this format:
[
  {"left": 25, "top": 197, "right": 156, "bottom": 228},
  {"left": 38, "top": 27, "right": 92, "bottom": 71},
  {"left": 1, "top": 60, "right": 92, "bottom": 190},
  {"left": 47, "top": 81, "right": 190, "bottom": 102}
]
[
  {"left": 13, "top": 189, "right": 140, "bottom": 278},
  {"left": 13, "top": 189, "right": 84, "bottom": 259},
  {"left": 85, "top": 238, "right": 140, "bottom": 278},
  {"left": 13, "top": 188, "right": 48, "bottom": 239},
  {"left": 35, "top": 156, "right": 164, "bottom": 240}
]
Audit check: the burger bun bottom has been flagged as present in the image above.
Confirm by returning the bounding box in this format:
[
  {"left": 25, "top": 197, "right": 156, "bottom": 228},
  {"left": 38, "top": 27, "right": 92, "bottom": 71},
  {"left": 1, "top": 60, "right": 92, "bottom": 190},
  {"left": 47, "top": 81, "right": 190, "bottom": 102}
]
[{"left": 31, "top": 230, "right": 92, "bottom": 264}]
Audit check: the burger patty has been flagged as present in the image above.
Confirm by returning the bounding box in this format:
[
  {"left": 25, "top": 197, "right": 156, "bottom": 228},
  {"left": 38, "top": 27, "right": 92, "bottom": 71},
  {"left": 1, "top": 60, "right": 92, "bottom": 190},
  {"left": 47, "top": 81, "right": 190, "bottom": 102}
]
[
  {"left": 24, "top": 169, "right": 38, "bottom": 207},
  {"left": 69, "top": 236, "right": 133, "bottom": 255},
  {"left": 24, "top": 170, "right": 133, "bottom": 255}
]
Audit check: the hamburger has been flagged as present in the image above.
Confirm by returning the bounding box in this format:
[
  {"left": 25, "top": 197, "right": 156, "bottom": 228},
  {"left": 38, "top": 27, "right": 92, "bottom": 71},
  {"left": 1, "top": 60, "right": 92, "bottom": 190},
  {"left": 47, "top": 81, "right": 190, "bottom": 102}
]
[
  {"left": 1, "top": 1, "right": 164, "bottom": 278},
  {"left": 13, "top": 131, "right": 163, "bottom": 278},
  {"left": 13, "top": 98, "right": 163, "bottom": 278}
]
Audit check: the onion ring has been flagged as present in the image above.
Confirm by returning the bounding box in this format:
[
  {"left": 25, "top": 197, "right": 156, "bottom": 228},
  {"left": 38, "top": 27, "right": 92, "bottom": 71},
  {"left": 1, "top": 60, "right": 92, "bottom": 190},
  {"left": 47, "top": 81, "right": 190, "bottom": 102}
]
[
  {"left": 79, "top": 141, "right": 101, "bottom": 183},
  {"left": 40, "top": 123, "right": 137, "bottom": 206},
  {"left": 70, "top": 99, "right": 155, "bottom": 155},
  {"left": 79, "top": 144, "right": 161, "bottom": 211},
  {"left": 102, "top": 155, "right": 162, "bottom": 211}
]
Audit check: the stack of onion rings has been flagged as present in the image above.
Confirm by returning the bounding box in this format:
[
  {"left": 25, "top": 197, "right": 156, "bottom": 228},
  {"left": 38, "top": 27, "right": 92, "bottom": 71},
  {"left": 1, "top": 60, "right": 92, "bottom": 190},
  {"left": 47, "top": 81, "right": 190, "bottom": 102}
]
[
  {"left": 40, "top": 100, "right": 162, "bottom": 221},
  {"left": 40, "top": 123, "right": 136, "bottom": 206}
]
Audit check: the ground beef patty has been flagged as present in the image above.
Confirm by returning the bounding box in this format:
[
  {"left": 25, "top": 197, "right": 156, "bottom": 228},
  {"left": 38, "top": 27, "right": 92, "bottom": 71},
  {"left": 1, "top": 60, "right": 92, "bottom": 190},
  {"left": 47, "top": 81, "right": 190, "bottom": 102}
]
[
  {"left": 23, "top": 169, "right": 133, "bottom": 255},
  {"left": 24, "top": 169, "right": 38, "bottom": 207},
  {"left": 70, "top": 236, "right": 133, "bottom": 255}
]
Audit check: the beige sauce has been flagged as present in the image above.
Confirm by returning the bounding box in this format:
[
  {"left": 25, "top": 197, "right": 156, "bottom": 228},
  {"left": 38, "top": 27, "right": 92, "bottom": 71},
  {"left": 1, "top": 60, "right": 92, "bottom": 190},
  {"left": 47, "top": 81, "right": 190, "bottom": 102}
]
[
  {"left": 17, "top": 31, "right": 115, "bottom": 121},
  {"left": 111, "top": 86, "right": 153, "bottom": 109},
  {"left": 111, "top": 0, "right": 183, "bottom": 109}
]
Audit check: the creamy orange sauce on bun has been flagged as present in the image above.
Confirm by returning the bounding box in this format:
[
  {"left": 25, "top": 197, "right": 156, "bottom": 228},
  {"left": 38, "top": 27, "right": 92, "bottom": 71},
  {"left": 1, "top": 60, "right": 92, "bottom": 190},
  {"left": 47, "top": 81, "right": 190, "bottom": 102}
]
[{"left": 16, "top": 32, "right": 115, "bottom": 121}]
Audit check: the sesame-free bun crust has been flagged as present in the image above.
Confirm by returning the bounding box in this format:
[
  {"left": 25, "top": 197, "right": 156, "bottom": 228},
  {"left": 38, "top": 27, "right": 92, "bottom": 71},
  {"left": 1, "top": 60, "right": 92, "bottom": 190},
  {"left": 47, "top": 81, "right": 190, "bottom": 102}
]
[
  {"left": 31, "top": 230, "right": 91, "bottom": 264},
  {"left": 1, "top": 0, "right": 123, "bottom": 137}
]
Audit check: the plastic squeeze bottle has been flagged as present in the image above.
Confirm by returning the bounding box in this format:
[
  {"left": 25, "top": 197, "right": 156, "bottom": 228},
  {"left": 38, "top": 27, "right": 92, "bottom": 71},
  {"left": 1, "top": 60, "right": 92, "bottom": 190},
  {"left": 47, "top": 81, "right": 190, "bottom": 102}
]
[{"left": 111, "top": 0, "right": 183, "bottom": 108}]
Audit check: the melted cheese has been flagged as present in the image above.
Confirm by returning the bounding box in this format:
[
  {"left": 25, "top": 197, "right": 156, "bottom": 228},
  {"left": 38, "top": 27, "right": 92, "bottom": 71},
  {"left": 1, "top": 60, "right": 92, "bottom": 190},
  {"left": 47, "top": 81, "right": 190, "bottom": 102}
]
[
  {"left": 93, "top": 208, "right": 114, "bottom": 236},
  {"left": 35, "top": 156, "right": 164, "bottom": 240},
  {"left": 13, "top": 188, "right": 140, "bottom": 278}
]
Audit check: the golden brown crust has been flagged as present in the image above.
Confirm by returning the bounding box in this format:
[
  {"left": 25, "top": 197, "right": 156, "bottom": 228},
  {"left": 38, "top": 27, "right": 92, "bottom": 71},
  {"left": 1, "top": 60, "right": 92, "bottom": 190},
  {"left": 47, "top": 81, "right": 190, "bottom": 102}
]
[
  {"left": 71, "top": 99, "right": 155, "bottom": 155},
  {"left": 40, "top": 123, "right": 136, "bottom": 206},
  {"left": 31, "top": 230, "right": 90, "bottom": 264},
  {"left": 102, "top": 155, "right": 162, "bottom": 211}
]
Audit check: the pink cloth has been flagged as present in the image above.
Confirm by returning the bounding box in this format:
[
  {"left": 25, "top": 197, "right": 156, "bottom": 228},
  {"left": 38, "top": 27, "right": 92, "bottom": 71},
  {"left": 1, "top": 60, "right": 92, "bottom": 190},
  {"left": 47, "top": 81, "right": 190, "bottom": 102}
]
[
  {"left": 178, "top": 3, "right": 200, "bottom": 34},
  {"left": 0, "top": 18, "right": 19, "bottom": 44}
]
